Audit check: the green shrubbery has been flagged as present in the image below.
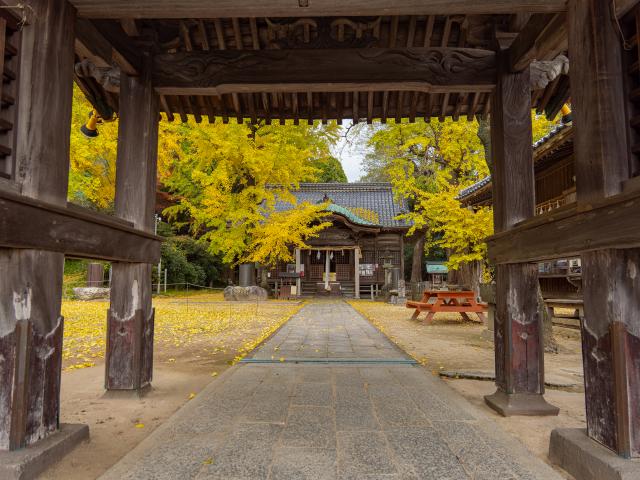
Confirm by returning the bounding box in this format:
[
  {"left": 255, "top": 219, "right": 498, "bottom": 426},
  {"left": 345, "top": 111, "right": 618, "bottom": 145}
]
[{"left": 159, "top": 235, "right": 224, "bottom": 287}]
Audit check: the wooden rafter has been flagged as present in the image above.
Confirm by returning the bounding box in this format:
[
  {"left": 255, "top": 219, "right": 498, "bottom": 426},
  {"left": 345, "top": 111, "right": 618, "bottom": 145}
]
[
  {"left": 508, "top": 13, "right": 567, "bottom": 71},
  {"left": 70, "top": 0, "right": 568, "bottom": 18},
  {"left": 75, "top": 18, "right": 140, "bottom": 74}
]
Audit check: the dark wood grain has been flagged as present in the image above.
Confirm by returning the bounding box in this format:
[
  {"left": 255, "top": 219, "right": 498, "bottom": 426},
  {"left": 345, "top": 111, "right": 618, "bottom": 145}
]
[
  {"left": 568, "top": 0, "right": 629, "bottom": 205},
  {"left": 567, "top": 0, "right": 640, "bottom": 457},
  {"left": 0, "top": 0, "right": 76, "bottom": 450},
  {"left": 486, "top": 189, "right": 640, "bottom": 264},
  {"left": 508, "top": 13, "right": 566, "bottom": 72},
  {"left": 14, "top": 0, "right": 75, "bottom": 206},
  {"left": 487, "top": 51, "right": 548, "bottom": 411},
  {"left": 106, "top": 266, "right": 154, "bottom": 390},
  {"left": 69, "top": 0, "right": 567, "bottom": 18},
  {"left": 0, "top": 190, "right": 161, "bottom": 264},
  {"left": 152, "top": 48, "right": 497, "bottom": 96},
  {"left": 76, "top": 18, "right": 140, "bottom": 74},
  {"left": 114, "top": 63, "right": 158, "bottom": 231},
  {"left": 581, "top": 250, "right": 640, "bottom": 457},
  {"left": 107, "top": 55, "right": 158, "bottom": 391},
  {"left": 490, "top": 51, "right": 534, "bottom": 233},
  {"left": 494, "top": 264, "right": 544, "bottom": 394}
]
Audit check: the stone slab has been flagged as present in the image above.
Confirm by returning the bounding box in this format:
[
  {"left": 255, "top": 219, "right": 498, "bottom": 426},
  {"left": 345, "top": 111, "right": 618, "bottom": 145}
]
[
  {"left": 549, "top": 428, "right": 640, "bottom": 480},
  {"left": 99, "top": 301, "right": 566, "bottom": 480},
  {"left": 485, "top": 390, "right": 560, "bottom": 417},
  {"left": 439, "top": 370, "right": 580, "bottom": 388},
  {"left": 0, "top": 423, "right": 89, "bottom": 480}
]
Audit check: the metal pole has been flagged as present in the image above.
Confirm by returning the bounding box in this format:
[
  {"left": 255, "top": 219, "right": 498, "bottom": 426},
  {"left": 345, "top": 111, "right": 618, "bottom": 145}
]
[
  {"left": 164, "top": 269, "right": 167, "bottom": 292},
  {"left": 155, "top": 214, "right": 162, "bottom": 294}
]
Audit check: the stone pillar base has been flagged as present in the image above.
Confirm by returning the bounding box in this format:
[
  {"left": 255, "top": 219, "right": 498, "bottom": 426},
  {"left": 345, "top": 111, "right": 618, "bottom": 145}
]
[
  {"left": 550, "top": 428, "right": 640, "bottom": 480},
  {"left": 484, "top": 390, "right": 560, "bottom": 417},
  {"left": 0, "top": 423, "right": 89, "bottom": 480}
]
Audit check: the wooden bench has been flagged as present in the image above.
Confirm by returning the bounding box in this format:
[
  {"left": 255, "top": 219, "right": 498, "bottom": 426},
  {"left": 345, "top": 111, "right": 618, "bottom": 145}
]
[
  {"left": 407, "top": 290, "right": 488, "bottom": 324},
  {"left": 545, "top": 298, "right": 583, "bottom": 329}
]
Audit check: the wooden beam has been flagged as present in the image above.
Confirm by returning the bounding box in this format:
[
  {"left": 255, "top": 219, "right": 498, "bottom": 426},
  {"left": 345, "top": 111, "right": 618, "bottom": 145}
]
[
  {"left": 569, "top": 0, "right": 629, "bottom": 205},
  {"left": 0, "top": 190, "right": 161, "bottom": 264},
  {"left": 0, "top": 0, "right": 76, "bottom": 451},
  {"left": 566, "top": 0, "right": 639, "bottom": 458},
  {"left": 70, "top": 0, "right": 567, "bottom": 18},
  {"left": 153, "top": 48, "right": 497, "bottom": 96},
  {"left": 508, "top": 13, "right": 567, "bottom": 72},
  {"left": 108, "top": 54, "right": 159, "bottom": 392},
  {"left": 616, "top": 0, "right": 640, "bottom": 18},
  {"left": 484, "top": 49, "right": 557, "bottom": 417},
  {"left": 75, "top": 19, "right": 140, "bottom": 75},
  {"left": 487, "top": 189, "right": 640, "bottom": 264}
]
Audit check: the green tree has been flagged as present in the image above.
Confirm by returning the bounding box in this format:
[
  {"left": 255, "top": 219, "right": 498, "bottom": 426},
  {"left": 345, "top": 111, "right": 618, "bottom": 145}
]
[{"left": 312, "top": 155, "right": 348, "bottom": 182}]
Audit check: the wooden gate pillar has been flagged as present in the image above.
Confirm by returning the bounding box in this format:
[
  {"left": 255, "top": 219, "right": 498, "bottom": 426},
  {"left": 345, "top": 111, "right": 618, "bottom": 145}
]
[
  {"left": 106, "top": 60, "right": 159, "bottom": 391},
  {"left": 568, "top": 0, "right": 640, "bottom": 458},
  {"left": 484, "top": 50, "right": 559, "bottom": 416},
  {"left": 0, "top": 0, "right": 75, "bottom": 450}
]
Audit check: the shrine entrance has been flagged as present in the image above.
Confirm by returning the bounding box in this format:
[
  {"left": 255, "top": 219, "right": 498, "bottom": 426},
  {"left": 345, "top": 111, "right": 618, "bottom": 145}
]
[{"left": 1, "top": 1, "right": 639, "bottom": 479}]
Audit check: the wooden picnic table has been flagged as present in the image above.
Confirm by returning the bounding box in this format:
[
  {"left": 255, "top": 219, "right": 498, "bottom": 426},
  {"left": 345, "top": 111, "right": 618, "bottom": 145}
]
[{"left": 406, "top": 290, "right": 488, "bottom": 324}]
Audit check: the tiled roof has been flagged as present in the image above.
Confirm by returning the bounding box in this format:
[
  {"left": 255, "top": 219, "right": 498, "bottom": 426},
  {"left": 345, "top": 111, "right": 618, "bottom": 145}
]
[
  {"left": 457, "top": 176, "right": 493, "bottom": 200},
  {"left": 274, "top": 182, "right": 410, "bottom": 229},
  {"left": 457, "top": 122, "right": 572, "bottom": 201}
]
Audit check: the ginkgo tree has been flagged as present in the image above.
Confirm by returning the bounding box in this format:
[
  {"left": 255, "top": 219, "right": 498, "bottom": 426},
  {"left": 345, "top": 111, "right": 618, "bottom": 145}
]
[
  {"left": 361, "top": 118, "right": 492, "bottom": 285},
  {"left": 159, "top": 119, "right": 340, "bottom": 266},
  {"left": 359, "top": 112, "right": 559, "bottom": 288},
  {"left": 69, "top": 86, "right": 342, "bottom": 269},
  {"left": 68, "top": 85, "right": 119, "bottom": 211}
]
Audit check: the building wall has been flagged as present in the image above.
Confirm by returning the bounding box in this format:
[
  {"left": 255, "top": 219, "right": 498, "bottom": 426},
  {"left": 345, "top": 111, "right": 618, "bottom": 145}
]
[{"left": 268, "top": 222, "right": 405, "bottom": 288}]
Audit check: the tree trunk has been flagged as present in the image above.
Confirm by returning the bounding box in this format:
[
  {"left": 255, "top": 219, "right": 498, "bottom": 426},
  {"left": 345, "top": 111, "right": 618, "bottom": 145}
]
[
  {"left": 454, "top": 260, "right": 482, "bottom": 297},
  {"left": 410, "top": 235, "right": 425, "bottom": 283},
  {"left": 537, "top": 283, "right": 557, "bottom": 352},
  {"left": 477, "top": 118, "right": 493, "bottom": 176}
]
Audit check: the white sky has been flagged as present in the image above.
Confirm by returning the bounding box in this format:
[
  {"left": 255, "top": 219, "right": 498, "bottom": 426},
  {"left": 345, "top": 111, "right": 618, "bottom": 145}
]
[{"left": 332, "top": 123, "right": 371, "bottom": 182}]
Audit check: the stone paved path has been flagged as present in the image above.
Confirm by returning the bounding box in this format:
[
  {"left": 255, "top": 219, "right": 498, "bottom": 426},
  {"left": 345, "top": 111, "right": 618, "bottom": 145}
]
[{"left": 100, "top": 300, "right": 562, "bottom": 480}]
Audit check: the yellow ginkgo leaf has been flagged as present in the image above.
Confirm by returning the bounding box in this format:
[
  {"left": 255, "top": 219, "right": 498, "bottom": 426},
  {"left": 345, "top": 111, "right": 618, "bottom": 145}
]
[{"left": 135, "top": 423, "right": 145, "bottom": 428}]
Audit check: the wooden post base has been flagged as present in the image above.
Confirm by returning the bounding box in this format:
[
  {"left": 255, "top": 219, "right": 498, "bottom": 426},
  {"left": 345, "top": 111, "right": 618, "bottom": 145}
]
[
  {"left": 0, "top": 317, "right": 64, "bottom": 451},
  {"left": 105, "top": 309, "right": 155, "bottom": 391},
  {"left": 485, "top": 389, "right": 559, "bottom": 417}
]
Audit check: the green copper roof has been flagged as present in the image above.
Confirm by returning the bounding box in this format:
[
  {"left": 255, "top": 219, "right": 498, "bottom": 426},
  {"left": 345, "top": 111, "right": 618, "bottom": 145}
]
[{"left": 325, "top": 203, "right": 380, "bottom": 227}]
